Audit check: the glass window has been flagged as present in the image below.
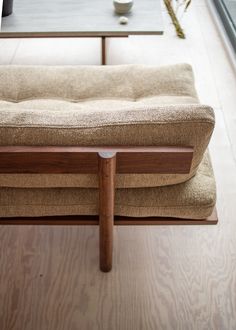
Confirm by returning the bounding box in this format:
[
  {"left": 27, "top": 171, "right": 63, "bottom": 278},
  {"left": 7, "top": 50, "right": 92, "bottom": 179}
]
[{"left": 213, "top": 0, "right": 236, "bottom": 52}]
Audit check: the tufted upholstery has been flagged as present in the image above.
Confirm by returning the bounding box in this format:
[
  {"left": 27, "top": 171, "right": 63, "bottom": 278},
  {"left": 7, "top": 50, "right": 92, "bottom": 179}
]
[
  {"left": 0, "top": 63, "right": 198, "bottom": 101},
  {"left": 0, "top": 63, "right": 215, "bottom": 189}
]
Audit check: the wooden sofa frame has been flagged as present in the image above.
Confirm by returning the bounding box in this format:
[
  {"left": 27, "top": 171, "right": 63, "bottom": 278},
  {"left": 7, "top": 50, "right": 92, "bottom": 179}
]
[{"left": 0, "top": 146, "right": 218, "bottom": 272}]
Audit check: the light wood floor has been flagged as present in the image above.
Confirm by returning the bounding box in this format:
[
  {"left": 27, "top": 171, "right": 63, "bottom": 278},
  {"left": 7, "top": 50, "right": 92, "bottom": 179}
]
[{"left": 1, "top": 1, "right": 236, "bottom": 329}]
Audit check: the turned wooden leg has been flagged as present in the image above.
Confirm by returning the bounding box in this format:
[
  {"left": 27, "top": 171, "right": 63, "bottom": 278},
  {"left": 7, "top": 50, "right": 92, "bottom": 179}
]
[{"left": 98, "top": 151, "right": 116, "bottom": 272}]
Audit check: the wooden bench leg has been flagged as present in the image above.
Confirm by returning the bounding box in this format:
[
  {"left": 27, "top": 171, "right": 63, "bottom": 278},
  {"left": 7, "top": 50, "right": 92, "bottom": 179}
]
[
  {"left": 98, "top": 152, "right": 116, "bottom": 272},
  {"left": 101, "top": 36, "right": 106, "bottom": 65}
]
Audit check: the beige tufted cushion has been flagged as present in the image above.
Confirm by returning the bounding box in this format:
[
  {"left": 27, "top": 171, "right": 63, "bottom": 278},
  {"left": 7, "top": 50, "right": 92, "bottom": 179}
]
[
  {"left": 0, "top": 63, "right": 198, "bottom": 101},
  {"left": 0, "top": 64, "right": 215, "bottom": 188}
]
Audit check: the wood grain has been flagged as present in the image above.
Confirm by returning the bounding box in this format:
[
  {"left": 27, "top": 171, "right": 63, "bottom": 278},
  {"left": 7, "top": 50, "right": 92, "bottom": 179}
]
[
  {"left": 98, "top": 152, "right": 116, "bottom": 272},
  {"left": 0, "top": 146, "right": 193, "bottom": 174},
  {"left": 0, "top": 208, "right": 218, "bottom": 226},
  {"left": 0, "top": 145, "right": 193, "bottom": 153},
  {"left": 1, "top": 1, "right": 236, "bottom": 329}
]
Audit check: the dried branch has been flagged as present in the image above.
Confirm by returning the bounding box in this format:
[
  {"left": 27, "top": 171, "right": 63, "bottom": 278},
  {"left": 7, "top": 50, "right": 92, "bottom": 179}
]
[{"left": 164, "top": 0, "right": 186, "bottom": 39}]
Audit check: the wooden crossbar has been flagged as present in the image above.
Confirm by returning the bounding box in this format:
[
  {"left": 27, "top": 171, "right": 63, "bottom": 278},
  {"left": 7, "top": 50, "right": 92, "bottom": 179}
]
[
  {"left": 0, "top": 145, "right": 218, "bottom": 272},
  {"left": 0, "top": 211, "right": 218, "bottom": 226},
  {"left": 0, "top": 146, "right": 193, "bottom": 174}
]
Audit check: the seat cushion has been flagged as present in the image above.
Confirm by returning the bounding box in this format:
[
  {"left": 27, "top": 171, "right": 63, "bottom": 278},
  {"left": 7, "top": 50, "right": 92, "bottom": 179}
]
[
  {"left": 0, "top": 152, "right": 216, "bottom": 220},
  {"left": 0, "top": 63, "right": 215, "bottom": 188}
]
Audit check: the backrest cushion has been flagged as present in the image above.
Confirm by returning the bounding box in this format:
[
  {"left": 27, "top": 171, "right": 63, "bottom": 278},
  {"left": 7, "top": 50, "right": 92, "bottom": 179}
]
[{"left": 0, "top": 63, "right": 198, "bottom": 102}]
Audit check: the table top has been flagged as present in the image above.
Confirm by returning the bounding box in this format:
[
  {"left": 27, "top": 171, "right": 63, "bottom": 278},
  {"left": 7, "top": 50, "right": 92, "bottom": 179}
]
[{"left": 0, "top": 0, "right": 163, "bottom": 37}]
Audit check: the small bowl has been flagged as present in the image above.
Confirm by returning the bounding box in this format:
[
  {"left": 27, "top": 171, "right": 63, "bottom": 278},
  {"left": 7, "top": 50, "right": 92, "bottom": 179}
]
[{"left": 113, "top": 0, "right": 133, "bottom": 14}]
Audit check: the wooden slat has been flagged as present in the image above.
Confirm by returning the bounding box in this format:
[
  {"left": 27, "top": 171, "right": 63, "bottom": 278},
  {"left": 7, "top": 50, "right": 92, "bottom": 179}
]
[
  {"left": 0, "top": 208, "right": 218, "bottom": 226},
  {"left": 115, "top": 208, "right": 218, "bottom": 225},
  {"left": 0, "top": 151, "right": 99, "bottom": 174},
  {"left": 0, "top": 146, "right": 193, "bottom": 153},
  {"left": 0, "top": 146, "right": 193, "bottom": 174},
  {"left": 117, "top": 151, "right": 193, "bottom": 174}
]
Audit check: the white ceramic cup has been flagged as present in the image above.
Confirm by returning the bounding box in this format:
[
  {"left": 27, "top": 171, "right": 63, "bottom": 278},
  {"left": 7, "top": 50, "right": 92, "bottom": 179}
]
[{"left": 113, "top": 0, "right": 133, "bottom": 14}]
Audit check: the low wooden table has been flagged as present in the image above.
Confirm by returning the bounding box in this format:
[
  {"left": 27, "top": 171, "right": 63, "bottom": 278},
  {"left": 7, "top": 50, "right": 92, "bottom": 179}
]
[{"left": 0, "top": 0, "right": 163, "bottom": 64}]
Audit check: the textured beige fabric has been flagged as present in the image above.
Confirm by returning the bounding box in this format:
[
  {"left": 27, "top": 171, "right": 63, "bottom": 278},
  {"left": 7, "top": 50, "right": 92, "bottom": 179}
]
[
  {"left": 0, "top": 64, "right": 215, "bottom": 188},
  {"left": 0, "top": 152, "right": 216, "bottom": 219},
  {"left": 0, "top": 64, "right": 198, "bottom": 101}
]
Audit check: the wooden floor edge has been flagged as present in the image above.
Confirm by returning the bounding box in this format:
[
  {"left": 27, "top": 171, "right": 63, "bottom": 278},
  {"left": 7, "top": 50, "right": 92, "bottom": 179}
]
[{"left": 0, "top": 208, "right": 218, "bottom": 226}]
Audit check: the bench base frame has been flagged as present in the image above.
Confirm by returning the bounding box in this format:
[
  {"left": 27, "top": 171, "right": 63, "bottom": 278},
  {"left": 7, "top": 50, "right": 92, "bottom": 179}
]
[{"left": 0, "top": 146, "right": 218, "bottom": 272}]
